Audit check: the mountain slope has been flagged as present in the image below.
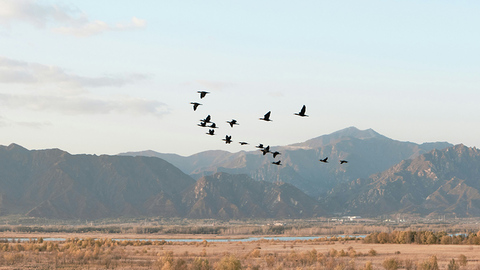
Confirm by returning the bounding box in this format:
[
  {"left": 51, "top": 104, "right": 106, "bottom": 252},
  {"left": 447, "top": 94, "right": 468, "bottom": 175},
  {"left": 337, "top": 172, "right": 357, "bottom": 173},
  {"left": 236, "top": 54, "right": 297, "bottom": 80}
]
[
  {"left": 325, "top": 144, "right": 480, "bottom": 217},
  {"left": 181, "top": 172, "right": 324, "bottom": 219},
  {"left": 0, "top": 144, "right": 196, "bottom": 219}
]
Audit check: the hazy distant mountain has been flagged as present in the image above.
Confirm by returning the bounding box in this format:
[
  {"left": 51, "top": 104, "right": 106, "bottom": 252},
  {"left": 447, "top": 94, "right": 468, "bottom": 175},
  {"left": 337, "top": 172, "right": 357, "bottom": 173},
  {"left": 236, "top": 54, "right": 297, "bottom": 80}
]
[
  {"left": 0, "top": 144, "right": 324, "bottom": 220},
  {"left": 121, "top": 127, "right": 452, "bottom": 197},
  {"left": 181, "top": 172, "right": 324, "bottom": 219},
  {"left": 325, "top": 144, "right": 480, "bottom": 217},
  {"left": 0, "top": 143, "right": 195, "bottom": 219}
]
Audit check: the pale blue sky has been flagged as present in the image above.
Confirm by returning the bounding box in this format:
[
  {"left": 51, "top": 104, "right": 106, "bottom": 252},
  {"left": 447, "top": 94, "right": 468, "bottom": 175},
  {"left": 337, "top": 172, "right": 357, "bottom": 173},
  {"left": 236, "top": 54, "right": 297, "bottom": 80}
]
[{"left": 0, "top": 0, "right": 479, "bottom": 155}]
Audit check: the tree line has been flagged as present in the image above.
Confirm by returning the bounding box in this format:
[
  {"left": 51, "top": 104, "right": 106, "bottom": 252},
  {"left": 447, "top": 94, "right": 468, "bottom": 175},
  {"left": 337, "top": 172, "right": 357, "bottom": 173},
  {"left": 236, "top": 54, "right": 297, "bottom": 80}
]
[{"left": 363, "top": 230, "right": 480, "bottom": 245}]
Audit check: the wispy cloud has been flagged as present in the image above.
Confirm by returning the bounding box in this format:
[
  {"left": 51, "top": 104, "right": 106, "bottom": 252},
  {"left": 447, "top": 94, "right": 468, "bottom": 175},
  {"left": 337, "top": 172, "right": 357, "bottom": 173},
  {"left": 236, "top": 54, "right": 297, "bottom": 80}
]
[
  {"left": 15, "top": 120, "right": 52, "bottom": 129},
  {"left": 0, "top": 56, "right": 150, "bottom": 90},
  {"left": 0, "top": 56, "right": 164, "bottom": 117},
  {"left": 0, "top": 93, "right": 169, "bottom": 117},
  {"left": 53, "top": 16, "right": 146, "bottom": 37},
  {"left": 0, "top": 0, "right": 86, "bottom": 28},
  {"left": 0, "top": 0, "right": 145, "bottom": 37},
  {"left": 0, "top": 115, "right": 51, "bottom": 129}
]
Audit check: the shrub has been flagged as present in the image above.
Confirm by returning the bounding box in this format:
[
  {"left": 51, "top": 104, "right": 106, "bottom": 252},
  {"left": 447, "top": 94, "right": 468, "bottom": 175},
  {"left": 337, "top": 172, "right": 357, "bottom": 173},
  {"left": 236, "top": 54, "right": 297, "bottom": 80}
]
[
  {"left": 363, "top": 261, "right": 373, "bottom": 270},
  {"left": 264, "top": 254, "right": 276, "bottom": 267},
  {"left": 192, "top": 258, "right": 210, "bottom": 270},
  {"left": 418, "top": 255, "right": 439, "bottom": 270},
  {"left": 404, "top": 259, "right": 415, "bottom": 270},
  {"left": 368, "top": 249, "right": 377, "bottom": 256},
  {"left": 215, "top": 254, "right": 242, "bottom": 270},
  {"left": 382, "top": 258, "right": 399, "bottom": 270},
  {"left": 329, "top": 248, "right": 338, "bottom": 257},
  {"left": 458, "top": 254, "right": 467, "bottom": 266},
  {"left": 447, "top": 259, "right": 459, "bottom": 270},
  {"left": 249, "top": 248, "right": 261, "bottom": 258}
]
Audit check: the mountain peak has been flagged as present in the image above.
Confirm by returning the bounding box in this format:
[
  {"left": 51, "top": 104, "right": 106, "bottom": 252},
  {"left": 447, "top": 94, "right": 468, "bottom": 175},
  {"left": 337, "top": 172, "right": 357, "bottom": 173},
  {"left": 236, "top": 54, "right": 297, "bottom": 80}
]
[
  {"left": 4, "top": 143, "right": 29, "bottom": 153},
  {"left": 330, "top": 126, "right": 384, "bottom": 139},
  {"left": 288, "top": 126, "right": 387, "bottom": 149}
]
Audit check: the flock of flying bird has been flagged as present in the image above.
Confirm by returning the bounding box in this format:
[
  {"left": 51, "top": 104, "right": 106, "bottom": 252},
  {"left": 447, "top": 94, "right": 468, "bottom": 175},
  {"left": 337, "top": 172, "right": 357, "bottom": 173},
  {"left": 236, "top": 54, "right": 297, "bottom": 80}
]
[{"left": 191, "top": 91, "right": 348, "bottom": 166}]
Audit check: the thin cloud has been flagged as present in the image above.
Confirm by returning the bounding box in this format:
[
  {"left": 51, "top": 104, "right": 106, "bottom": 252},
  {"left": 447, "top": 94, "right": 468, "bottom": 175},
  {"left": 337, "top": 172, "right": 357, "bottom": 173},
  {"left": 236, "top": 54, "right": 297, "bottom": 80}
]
[
  {"left": 15, "top": 120, "right": 52, "bottom": 129},
  {"left": 0, "top": 0, "right": 86, "bottom": 28},
  {"left": 0, "top": 0, "right": 145, "bottom": 37},
  {"left": 0, "top": 115, "right": 51, "bottom": 129},
  {"left": 0, "top": 56, "right": 150, "bottom": 90},
  {"left": 53, "top": 16, "right": 146, "bottom": 37},
  {"left": 0, "top": 93, "right": 169, "bottom": 117}
]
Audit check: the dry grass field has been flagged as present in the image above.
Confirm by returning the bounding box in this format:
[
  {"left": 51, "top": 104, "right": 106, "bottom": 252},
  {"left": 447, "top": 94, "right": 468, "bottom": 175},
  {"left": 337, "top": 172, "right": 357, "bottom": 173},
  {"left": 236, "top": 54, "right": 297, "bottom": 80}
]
[{"left": 0, "top": 232, "right": 479, "bottom": 269}]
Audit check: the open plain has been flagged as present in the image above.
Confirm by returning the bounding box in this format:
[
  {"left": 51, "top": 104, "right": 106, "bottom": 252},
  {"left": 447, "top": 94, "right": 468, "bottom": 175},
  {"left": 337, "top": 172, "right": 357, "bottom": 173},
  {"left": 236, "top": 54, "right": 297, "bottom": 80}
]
[{"left": 0, "top": 232, "right": 480, "bottom": 269}]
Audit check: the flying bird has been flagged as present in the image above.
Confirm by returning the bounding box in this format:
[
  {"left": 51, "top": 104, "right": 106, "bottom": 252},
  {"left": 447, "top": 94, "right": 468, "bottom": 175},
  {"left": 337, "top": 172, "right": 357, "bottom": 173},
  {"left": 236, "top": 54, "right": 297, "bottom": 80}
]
[
  {"left": 227, "top": 119, "right": 239, "bottom": 127},
  {"left": 294, "top": 105, "right": 308, "bottom": 117},
  {"left": 200, "top": 115, "right": 211, "bottom": 123},
  {"left": 206, "top": 129, "right": 215, "bottom": 136},
  {"left": 190, "top": 102, "right": 202, "bottom": 111},
  {"left": 261, "top": 146, "right": 271, "bottom": 155},
  {"left": 340, "top": 160, "right": 348, "bottom": 164},
  {"left": 259, "top": 111, "right": 272, "bottom": 121},
  {"left": 319, "top": 157, "right": 328, "bottom": 163},
  {"left": 255, "top": 144, "right": 264, "bottom": 149},
  {"left": 197, "top": 91, "right": 210, "bottom": 99},
  {"left": 272, "top": 160, "right": 281, "bottom": 166},
  {"left": 209, "top": 123, "right": 218, "bottom": 128},
  {"left": 222, "top": 135, "right": 232, "bottom": 144},
  {"left": 271, "top": 151, "right": 281, "bottom": 158},
  {"left": 239, "top": 142, "right": 249, "bottom": 145},
  {"left": 197, "top": 121, "right": 207, "bottom": 127}
]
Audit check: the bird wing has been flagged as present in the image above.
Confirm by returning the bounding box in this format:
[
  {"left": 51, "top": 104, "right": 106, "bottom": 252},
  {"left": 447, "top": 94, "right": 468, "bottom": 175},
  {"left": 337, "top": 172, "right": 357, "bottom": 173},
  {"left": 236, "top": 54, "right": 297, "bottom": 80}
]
[
  {"left": 264, "top": 111, "right": 271, "bottom": 119},
  {"left": 199, "top": 91, "right": 208, "bottom": 98},
  {"left": 300, "top": 105, "right": 306, "bottom": 114}
]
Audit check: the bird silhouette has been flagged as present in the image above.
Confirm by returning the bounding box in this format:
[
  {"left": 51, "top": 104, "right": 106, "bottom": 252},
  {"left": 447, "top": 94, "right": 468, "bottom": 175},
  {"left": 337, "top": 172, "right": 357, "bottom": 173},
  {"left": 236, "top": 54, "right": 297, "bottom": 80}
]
[
  {"left": 271, "top": 151, "right": 281, "bottom": 158},
  {"left": 259, "top": 111, "right": 272, "bottom": 121},
  {"left": 261, "top": 145, "right": 271, "bottom": 155},
  {"left": 197, "top": 121, "right": 207, "bottom": 127},
  {"left": 206, "top": 129, "right": 215, "bottom": 136},
  {"left": 272, "top": 160, "right": 281, "bottom": 165},
  {"left": 209, "top": 123, "right": 218, "bottom": 128},
  {"left": 227, "top": 119, "right": 239, "bottom": 127},
  {"left": 340, "top": 160, "right": 348, "bottom": 164},
  {"left": 294, "top": 105, "right": 308, "bottom": 117},
  {"left": 222, "top": 135, "right": 232, "bottom": 144},
  {"left": 255, "top": 144, "right": 264, "bottom": 149},
  {"left": 239, "top": 142, "right": 249, "bottom": 145},
  {"left": 197, "top": 91, "right": 209, "bottom": 99},
  {"left": 190, "top": 102, "right": 202, "bottom": 111},
  {"left": 319, "top": 157, "right": 328, "bottom": 163},
  {"left": 200, "top": 115, "right": 211, "bottom": 123}
]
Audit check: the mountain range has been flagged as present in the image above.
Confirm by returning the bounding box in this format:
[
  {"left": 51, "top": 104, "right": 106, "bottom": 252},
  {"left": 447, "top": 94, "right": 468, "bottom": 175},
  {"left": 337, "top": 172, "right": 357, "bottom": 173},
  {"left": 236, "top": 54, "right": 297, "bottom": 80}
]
[
  {"left": 1, "top": 127, "right": 479, "bottom": 220},
  {"left": 325, "top": 144, "right": 480, "bottom": 217},
  {"left": 0, "top": 144, "right": 319, "bottom": 219},
  {"left": 121, "top": 127, "right": 452, "bottom": 198}
]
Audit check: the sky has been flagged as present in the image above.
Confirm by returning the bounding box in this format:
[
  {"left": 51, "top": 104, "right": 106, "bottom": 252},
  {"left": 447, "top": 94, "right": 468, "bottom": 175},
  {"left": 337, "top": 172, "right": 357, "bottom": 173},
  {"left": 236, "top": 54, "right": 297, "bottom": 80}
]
[{"left": 0, "top": 0, "right": 479, "bottom": 156}]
